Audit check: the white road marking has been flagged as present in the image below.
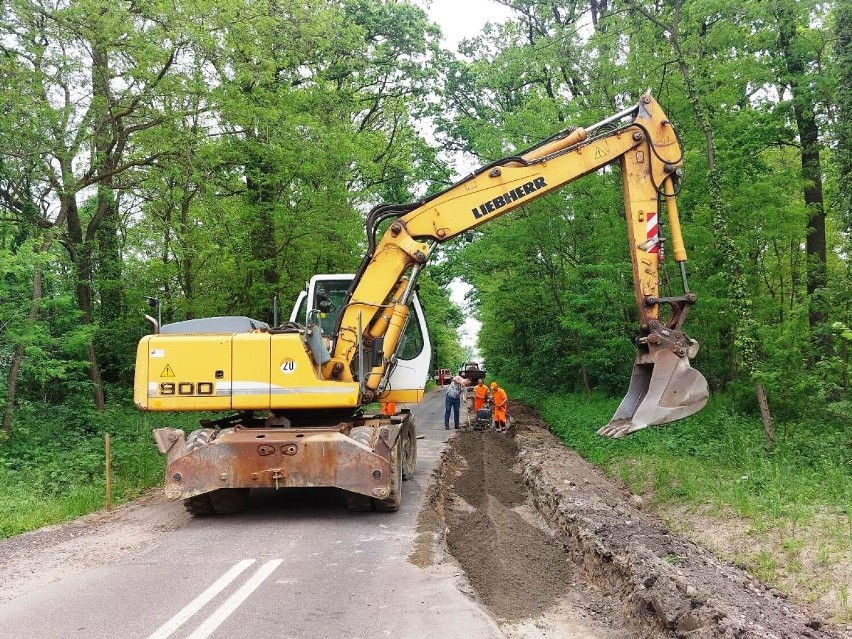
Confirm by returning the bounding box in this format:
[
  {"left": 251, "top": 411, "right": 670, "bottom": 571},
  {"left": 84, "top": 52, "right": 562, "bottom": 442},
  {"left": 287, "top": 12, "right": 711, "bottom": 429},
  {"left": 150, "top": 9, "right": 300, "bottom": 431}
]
[
  {"left": 146, "top": 559, "right": 256, "bottom": 639},
  {"left": 185, "top": 559, "right": 283, "bottom": 639}
]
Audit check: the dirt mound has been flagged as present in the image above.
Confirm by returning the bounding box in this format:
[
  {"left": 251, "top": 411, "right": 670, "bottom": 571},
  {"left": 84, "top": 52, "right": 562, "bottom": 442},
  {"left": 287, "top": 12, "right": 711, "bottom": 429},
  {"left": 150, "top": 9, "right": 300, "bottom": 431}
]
[
  {"left": 443, "top": 431, "right": 577, "bottom": 620},
  {"left": 449, "top": 430, "right": 526, "bottom": 508},
  {"left": 428, "top": 404, "right": 849, "bottom": 638}
]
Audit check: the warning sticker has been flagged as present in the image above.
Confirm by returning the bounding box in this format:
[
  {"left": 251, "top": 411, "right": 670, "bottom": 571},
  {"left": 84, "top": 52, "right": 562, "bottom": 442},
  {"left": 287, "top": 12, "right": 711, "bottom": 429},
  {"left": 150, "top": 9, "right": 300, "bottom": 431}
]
[{"left": 160, "top": 364, "right": 176, "bottom": 378}]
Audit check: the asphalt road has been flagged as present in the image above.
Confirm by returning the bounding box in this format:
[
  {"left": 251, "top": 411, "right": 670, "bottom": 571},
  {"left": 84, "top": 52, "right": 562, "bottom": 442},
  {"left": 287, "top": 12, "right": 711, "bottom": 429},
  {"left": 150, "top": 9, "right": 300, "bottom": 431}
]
[{"left": 0, "top": 390, "right": 502, "bottom": 639}]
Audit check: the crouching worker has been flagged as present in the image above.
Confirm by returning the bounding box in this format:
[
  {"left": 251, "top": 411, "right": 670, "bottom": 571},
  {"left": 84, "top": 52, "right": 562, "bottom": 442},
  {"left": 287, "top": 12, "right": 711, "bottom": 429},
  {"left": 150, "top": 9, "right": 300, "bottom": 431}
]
[
  {"left": 445, "top": 375, "right": 470, "bottom": 430},
  {"left": 491, "top": 381, "right": 508, "bottom": 433}
]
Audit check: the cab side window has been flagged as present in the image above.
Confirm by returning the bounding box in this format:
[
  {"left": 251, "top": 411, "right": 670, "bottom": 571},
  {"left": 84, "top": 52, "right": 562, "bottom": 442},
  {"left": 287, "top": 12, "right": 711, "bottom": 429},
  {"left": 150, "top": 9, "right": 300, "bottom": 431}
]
[{"left": 397, "top": 304, "right": 424, "bottom": 360}]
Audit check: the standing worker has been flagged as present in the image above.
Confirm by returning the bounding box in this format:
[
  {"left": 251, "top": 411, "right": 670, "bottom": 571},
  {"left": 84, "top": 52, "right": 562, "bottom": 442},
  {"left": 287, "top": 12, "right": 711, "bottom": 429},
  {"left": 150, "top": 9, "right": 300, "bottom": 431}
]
[
  {"left": 473, "top": 378, "right": 489, "bottom": 412},
  {"left": 444, "top": 375, "right": 470, "bottom": 430},
  {"left": 491, "top": 381, "right": 508, "bottom": 433}
]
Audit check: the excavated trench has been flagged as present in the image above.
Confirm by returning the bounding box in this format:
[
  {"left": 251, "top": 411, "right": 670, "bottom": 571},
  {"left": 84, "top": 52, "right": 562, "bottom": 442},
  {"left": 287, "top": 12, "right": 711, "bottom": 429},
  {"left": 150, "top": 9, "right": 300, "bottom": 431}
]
[{"left": 415, "top": 404, "right": 848, "bottom": 639}]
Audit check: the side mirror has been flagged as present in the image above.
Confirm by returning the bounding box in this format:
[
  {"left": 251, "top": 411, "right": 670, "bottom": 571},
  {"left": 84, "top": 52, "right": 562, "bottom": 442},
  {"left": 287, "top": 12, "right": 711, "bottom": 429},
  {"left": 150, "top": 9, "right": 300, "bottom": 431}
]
[{"left": 316, "top": 288, "right": 334, "bottom": 313}]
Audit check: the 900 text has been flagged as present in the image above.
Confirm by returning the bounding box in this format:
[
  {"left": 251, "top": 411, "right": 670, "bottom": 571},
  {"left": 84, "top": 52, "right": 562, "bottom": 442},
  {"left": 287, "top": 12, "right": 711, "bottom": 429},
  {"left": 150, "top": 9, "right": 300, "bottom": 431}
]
[{"left": 159, "top": 382, "right": 214, "bottom": 396}]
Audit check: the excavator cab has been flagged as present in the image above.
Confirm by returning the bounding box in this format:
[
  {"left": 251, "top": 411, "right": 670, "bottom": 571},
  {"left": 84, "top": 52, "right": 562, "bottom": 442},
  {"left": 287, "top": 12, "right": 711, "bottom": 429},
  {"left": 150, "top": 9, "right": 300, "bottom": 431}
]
[{"left": 290, "top": 274, "right": 432, "bottom": 403}]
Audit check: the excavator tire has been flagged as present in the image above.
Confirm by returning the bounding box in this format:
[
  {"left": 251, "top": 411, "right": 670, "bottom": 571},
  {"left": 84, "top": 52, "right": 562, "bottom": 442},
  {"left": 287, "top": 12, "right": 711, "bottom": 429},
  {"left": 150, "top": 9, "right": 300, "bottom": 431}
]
[
  {"left": 344, "top": 423, "right": 404, "bottom": 512},
  {"left": 373, "top": 439, "right": 402, "bottom": 512},
  {"left": 184, "top": 494, "right": 214, "bottom": 516},
  {"left": 402, "top": 419, "right": 417, "bottom": 481},
  {"left": 208, "top": 488, "right": 250, "bottom": 515},
  {"left": 181, "top": 428, "right": 219, "bottom": 516},
  {"left": 349, "top": 425, "right": 373, "bottom": 448},
  {"left": 184, "top": 427, "right": 217, "bottom": 452},
  {"left": 346, "top": 493, "right": 373, "bottom": 511}
]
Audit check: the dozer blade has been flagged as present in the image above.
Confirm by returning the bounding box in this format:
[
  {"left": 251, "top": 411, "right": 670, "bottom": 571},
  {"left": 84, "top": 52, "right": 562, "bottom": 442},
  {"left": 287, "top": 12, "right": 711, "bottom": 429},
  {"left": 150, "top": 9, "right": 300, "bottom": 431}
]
[{"left": 597, "top": 346, "right": 708, "bottom": 439}]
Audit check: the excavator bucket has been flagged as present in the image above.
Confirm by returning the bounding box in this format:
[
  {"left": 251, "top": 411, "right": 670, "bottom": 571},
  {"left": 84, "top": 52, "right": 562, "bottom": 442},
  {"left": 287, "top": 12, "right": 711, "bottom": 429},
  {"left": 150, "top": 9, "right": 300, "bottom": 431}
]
[{"left": 597, "top": 343, "right": 708, "bottom": 439}]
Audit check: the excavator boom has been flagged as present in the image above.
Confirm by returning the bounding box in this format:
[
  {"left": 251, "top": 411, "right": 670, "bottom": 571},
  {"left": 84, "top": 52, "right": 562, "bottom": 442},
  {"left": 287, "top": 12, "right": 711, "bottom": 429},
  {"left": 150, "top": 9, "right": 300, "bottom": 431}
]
[{"left": 330, "top": 94, "right": 708, "bottom": 436}]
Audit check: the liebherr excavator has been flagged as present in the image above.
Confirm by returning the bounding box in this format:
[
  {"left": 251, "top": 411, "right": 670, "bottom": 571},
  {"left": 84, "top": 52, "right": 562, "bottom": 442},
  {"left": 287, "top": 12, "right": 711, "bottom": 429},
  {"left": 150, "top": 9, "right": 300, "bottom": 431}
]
[{"left": 135, "top": 94, "right": 708, "bottom": 515}]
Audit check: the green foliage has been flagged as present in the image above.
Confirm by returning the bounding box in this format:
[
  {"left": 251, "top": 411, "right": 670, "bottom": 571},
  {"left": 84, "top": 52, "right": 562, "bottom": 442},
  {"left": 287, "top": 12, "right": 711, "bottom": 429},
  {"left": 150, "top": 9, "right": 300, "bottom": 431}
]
[
  {"left": 0, "top": 0, "right": 849, "bottom": 552},
  {"left": 0, "top": 403, "right": 181, "bottom": 537},
  {"left": 416, "top": 272, "right": 465, "bottom": 370},
  {"left": 0, "top": 0, "right": 458, "bottom": 535},
  {"left": 0, "top": 0, "right": 445, "bottom": 416},
  {"left": 434, "top": 0, "right": 850, "bottom": 422},
  {"left": 517, "top": 387, "right": 850, "bottom": 523}
]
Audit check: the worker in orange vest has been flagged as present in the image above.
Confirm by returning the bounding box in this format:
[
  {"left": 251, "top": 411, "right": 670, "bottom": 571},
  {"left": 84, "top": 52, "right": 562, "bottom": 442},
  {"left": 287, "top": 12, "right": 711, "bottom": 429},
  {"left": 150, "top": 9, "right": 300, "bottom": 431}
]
[
  {"left": 491, "top": 382, "right": 508, "bottom": 433},
  {"left": 381, "top": 401, "right": 396, "bottom": 416},
  {"left": 473, "top": 378, "right": 489, "bottom": 412}
]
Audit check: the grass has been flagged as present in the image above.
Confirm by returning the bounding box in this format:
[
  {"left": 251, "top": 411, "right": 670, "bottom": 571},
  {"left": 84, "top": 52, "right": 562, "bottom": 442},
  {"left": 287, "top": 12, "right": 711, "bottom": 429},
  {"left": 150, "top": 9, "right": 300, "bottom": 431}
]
[
  {"left": 0, "top": 401, "right": 210, "bottom": 538},
  {"left": 507, "top": 385, "right": 851, "bottom": 622}
]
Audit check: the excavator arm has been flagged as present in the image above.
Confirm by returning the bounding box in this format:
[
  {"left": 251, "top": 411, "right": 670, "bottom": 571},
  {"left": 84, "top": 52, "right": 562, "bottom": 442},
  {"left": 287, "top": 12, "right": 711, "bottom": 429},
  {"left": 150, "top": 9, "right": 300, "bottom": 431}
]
[
  {"left": 132, "top": 94, "right": 708, "bottom": 516},
  {"left": 328, "top": 94, "right": 708, "bottom": 437}
]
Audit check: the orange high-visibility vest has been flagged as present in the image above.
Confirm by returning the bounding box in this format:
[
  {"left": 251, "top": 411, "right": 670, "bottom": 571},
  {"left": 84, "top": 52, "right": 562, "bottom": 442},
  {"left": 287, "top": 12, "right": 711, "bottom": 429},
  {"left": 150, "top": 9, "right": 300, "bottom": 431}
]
[
  {"left": 492, "top": 388, "right": 508, "bottom": 421},
  {"left": 473, "top": 384, "right": 489, "bottom": 411}
]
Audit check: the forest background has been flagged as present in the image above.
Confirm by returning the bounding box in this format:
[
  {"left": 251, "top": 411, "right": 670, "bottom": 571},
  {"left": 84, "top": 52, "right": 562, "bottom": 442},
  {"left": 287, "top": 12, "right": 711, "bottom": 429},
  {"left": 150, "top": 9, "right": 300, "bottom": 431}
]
[{"left": 0, "top": 0, "right": 849, "bottom": 623}]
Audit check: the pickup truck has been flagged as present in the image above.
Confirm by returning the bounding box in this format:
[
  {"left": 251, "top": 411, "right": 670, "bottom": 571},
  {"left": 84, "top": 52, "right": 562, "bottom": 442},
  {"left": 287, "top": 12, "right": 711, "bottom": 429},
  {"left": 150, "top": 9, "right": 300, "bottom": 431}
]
[{"left": 458, "top": 362, "right": 486, "bottom": 385}]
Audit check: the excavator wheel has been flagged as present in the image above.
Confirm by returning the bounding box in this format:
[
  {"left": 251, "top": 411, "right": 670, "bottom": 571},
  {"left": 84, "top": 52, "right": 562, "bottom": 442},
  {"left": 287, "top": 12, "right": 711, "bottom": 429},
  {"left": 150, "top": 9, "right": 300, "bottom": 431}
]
[
  {"left": 402, "top": 419, "right": 417, "bottom": 481},
  {"left": 184, "top": 493, "right": 214, "bottom": 516},
  {"left": 344, "top": 423, "right": 404, "bottom": 512},
  {"left": 181, "top": 428, "right": 220, "bottom": 516},
  {"left": 184, "top": 427, "right": 218, "bottom": 452},
  {"left": 373, "top": 438, "right": 402, "bottom": 512},
  {"left": 346, "top": 493, "right": 373, "bottom": 511},
  {"left": 208, "top": 488, "right": 250, "bottom": 515}
]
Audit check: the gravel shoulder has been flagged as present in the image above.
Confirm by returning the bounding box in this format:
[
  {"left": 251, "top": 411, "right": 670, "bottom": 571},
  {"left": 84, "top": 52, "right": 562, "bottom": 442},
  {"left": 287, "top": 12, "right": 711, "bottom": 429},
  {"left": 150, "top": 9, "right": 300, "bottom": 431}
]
[{"left": 0, "top": 490, "right": 188, "bottom": 604}]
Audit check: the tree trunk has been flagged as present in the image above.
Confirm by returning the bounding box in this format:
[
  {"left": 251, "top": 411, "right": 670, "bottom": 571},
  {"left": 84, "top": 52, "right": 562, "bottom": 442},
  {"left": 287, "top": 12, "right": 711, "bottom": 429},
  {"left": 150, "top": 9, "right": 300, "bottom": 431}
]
[
  {"left": 3, "top": 258, "right": 46, "bottom": 434},
  {"left": 755, "top": 382, "right": 775, "bottom": 448},
  {"left": 245, "top": 153, "right": 281, "bottom": 323},
  {"left": 66, "top": 195, "right": 106, "bottom": 410},
  {"left": 834, "top": 1, "right": 852, "bottom": 382},
  {"left": 96, "top": 189, "right": 123, "bottom": 320},
  {"left": 778, "top": 9, "right": 828, "bottom": 336},
  {"left": 77, "top": 250, "right": 106, "bottom": 410}
]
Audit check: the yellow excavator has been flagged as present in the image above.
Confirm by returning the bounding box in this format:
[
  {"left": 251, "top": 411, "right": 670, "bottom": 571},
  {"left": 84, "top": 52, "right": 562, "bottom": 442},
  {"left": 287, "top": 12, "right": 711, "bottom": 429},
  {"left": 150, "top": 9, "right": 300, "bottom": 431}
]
[{"left": 135, "top": 94, "right": 708, "bottom": 514}]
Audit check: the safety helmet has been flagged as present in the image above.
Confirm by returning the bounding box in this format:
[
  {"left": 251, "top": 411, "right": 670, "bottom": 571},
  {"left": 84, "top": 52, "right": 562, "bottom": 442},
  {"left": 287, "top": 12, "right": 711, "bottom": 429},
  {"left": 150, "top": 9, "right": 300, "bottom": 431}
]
[{"left": 490, "top": 381, "right": 498, "bottom": 389}]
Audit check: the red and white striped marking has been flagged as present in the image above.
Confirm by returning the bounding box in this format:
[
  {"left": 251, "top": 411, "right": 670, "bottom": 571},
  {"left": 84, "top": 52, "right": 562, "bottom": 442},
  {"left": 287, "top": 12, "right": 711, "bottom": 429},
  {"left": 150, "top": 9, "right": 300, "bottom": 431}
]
[{"left": 646, "top": 211, "right": 659, "bottom": 253}]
